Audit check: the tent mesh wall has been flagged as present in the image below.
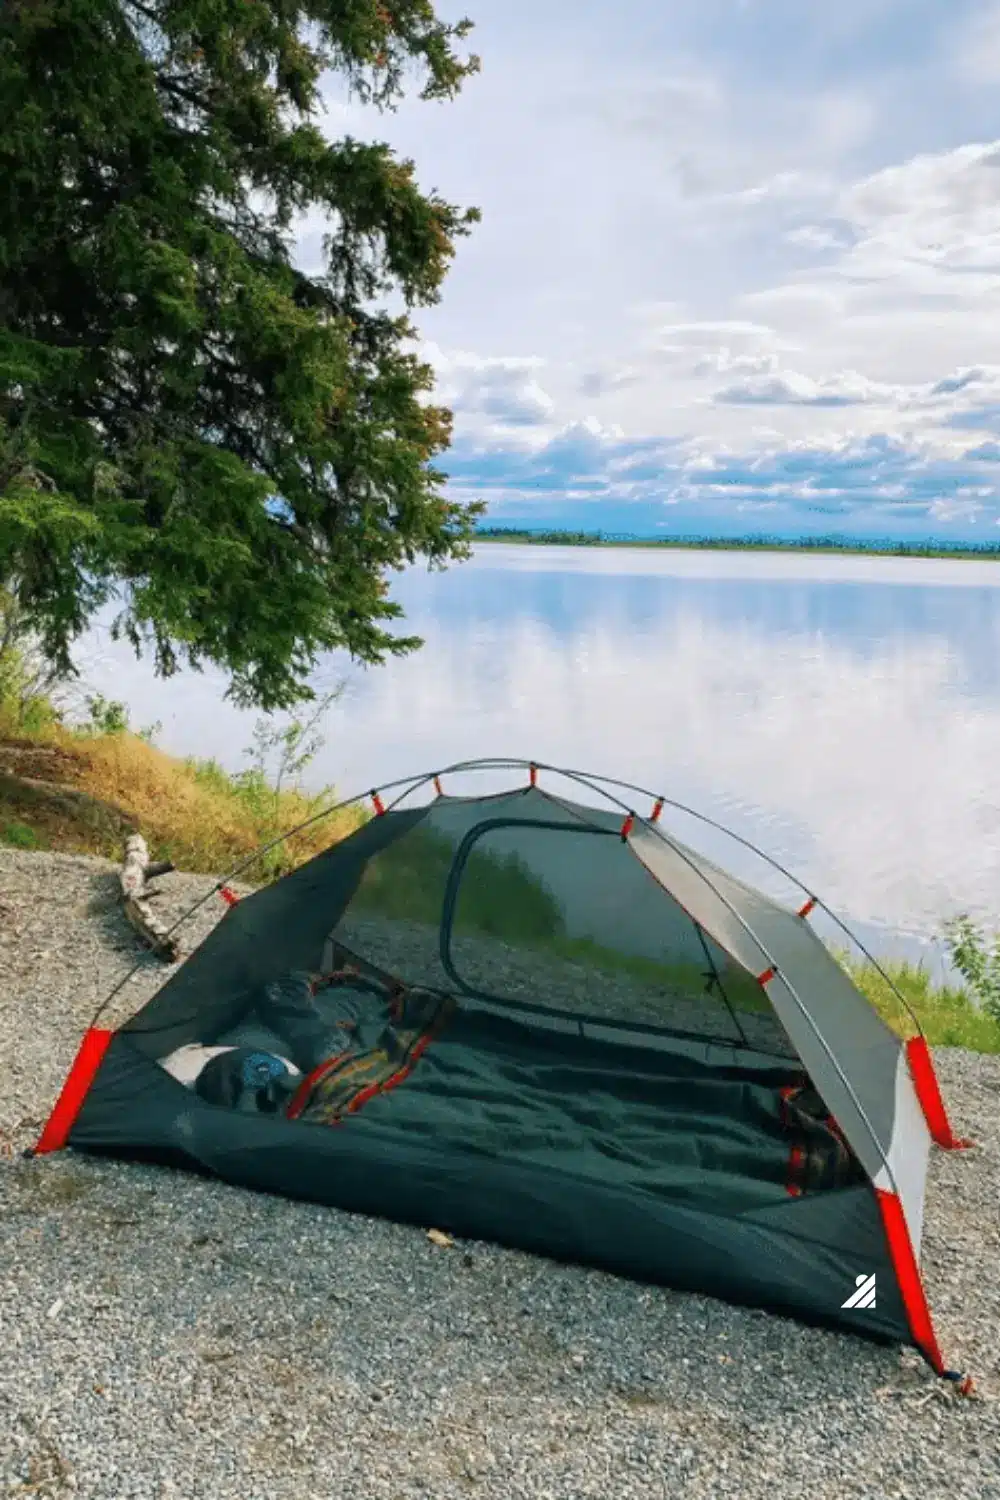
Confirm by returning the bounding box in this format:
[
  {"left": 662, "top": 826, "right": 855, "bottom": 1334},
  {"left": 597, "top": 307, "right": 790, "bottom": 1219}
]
[{"left": 330, "top": 791, "right": 797, "bottom": 1057}]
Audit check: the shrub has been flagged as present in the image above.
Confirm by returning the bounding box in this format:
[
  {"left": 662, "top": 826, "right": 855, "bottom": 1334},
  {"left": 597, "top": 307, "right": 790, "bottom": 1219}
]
[
  {"left": 943, "top": 916, "right": 1000, "bottom": 1024},
  {"left": 1, "top": 820, "right": 45, "bottom": 850},
  {"left": 79, "top": 694, "right": 131, "bottom": 737},
  {"left": 0, "top": 586, "right": 70, "bottom": 733}
]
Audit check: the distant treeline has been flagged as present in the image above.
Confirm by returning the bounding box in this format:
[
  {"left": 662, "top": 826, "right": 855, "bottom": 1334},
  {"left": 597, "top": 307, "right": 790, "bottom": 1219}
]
[
  {"left": 477, "top": 528, "right": 607, "bottom": 546},
  {"left": 474, "top": 527, "right": 1000, "bottom": 558}
]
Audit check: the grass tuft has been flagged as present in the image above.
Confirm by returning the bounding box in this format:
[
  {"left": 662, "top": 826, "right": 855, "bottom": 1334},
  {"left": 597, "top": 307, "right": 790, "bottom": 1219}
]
[
  {"left": 842, "top": 955, "right": 1000, "bottom": 1052},
  {"left": 1, "top": 819, "right": 46, "bottom": 850}
]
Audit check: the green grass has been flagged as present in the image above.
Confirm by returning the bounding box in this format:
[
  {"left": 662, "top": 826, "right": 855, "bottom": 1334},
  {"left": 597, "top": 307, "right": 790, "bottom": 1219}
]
[
  {"left": 352, "top": 825, "right": 566, "bottom": 941},
  {"left": 844, "top": 956, "right": 1000, "bottom": 1052},
  {"left": 1, "top": 819, "right": 47, "bottom": 850},
  {"left": 546, "top": 934, "right": 768, "bottom": 1012}
]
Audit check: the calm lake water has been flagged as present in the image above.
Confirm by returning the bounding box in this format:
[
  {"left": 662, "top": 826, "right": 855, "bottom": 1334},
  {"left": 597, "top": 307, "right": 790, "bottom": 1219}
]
[{"left": 75, "top": 544, "right": 1000, "bottom": 978}]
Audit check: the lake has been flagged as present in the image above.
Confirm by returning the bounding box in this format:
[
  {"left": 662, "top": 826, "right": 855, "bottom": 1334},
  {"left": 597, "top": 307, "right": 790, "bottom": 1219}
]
[{"left": 74, "top": 544, "right": 1000, "bottom": 979}]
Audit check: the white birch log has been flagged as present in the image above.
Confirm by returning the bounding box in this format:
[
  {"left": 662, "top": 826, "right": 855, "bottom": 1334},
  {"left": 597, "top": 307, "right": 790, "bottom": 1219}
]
[{"left": 120, "top": 834, "right": 178, "bottom": 961}]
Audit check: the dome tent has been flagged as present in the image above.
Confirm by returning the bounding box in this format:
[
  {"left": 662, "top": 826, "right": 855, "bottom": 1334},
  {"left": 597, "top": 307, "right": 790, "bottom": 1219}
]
[{"left": 31, "top": 759, "right": 973, "bottom": 1384}]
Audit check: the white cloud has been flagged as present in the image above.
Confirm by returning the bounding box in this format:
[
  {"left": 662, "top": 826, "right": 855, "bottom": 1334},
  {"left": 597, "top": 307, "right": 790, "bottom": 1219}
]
[
  {"left": 289, "top": 5, "right": 1000, "bottom": 532},
  {"left": 719, "top": 169, "right": 834, "bottom": 206},
  {"left": 836, "top": 141, "right": 1000, "bottom": 280},
  {"left": 424, "top": 344, "right": 556, "bottom": 430},
  {"left": 712, "top": 368, "right": 895, "bottom": 407},
  {"left": 707, "top": 360, "right": 1000, "bottom": 417},
  {"left": 648, "top": 321, "right": 801, "bottom": 373},
  {"left": 784, "top": 224, "right": 853, "bottom": 252},
  {"left": 577, "top": 366, "right": 642, "bottom": 397},
  {"left": 543, "top": 415, "right": 627, "bottom": 452},
  {"left": 693, "top": 347, "right": 780, "bottom": 377},
  {"left": 930, "top": 366, "right": 993, "bottom": 396},
  {"left": 690, "top": 141, "right": 1000, "bottom": 438}
]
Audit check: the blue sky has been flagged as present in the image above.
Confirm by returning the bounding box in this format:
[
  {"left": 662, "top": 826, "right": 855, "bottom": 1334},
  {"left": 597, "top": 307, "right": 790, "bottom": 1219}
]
[{"left": 299, "top": 0, "right": 1000, "bottom": 540}]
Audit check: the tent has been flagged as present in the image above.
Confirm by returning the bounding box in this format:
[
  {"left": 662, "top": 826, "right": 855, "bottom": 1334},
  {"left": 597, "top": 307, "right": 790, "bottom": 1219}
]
[{"left": 32, "top": 758, "right": 973, "bottom": 1382}]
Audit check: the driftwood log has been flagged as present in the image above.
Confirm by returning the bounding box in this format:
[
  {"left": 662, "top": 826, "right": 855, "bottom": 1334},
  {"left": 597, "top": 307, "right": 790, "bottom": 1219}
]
[{"left": 120, "top": 834, "right": 178, "bottom": 961}]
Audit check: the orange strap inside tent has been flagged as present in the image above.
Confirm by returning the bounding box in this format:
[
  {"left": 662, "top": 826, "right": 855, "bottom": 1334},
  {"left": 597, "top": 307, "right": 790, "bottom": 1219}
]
[{"left": 35, "top": 1028, "right": 115, "bottom": 1155}]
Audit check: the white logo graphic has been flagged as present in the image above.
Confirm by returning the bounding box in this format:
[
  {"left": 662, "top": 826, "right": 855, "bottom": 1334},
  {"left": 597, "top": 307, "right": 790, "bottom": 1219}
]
[{"left": 842, "top": 1273, "right": 876, "bottom": 1310}]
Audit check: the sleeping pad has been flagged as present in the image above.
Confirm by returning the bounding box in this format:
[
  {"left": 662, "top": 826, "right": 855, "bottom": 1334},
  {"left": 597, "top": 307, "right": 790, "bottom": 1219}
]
[{"left": 211, "top": 965, "right": 864, "bottom": 1215}]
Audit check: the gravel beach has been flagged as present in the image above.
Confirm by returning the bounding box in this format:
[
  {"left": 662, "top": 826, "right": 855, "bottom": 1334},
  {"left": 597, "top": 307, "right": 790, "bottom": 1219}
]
[{"left": 2, "top": 847, "right": 1000, "bottom": 1500}]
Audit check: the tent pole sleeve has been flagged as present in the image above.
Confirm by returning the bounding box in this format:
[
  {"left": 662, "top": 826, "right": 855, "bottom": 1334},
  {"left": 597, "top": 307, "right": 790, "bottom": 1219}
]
[
  {"left": 875, "top": 1189, "right": 944, "bottom": 1372},
  {"left": 905, "top": 1037, "right": 974, "bottom": 1150},
  {"left": 874, "top": 1188, "right": 974, "bottom": 1388},
  {"left": 33, "top": 1028, "right": 115, "bottom": 1155}
]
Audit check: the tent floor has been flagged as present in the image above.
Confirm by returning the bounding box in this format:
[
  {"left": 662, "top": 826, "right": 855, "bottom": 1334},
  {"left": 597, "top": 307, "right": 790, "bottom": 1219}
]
[
  {"left": 211, "top": 980, "right": 855, "bottom": 1217},
  {"left": 68, "top": 982, "right": 909, "bottom": 1351}
]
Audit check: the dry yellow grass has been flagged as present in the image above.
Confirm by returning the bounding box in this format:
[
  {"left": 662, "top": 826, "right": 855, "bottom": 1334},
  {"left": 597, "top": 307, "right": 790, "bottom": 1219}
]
[{"left": 1, "top": 723, "right": 362, "bottom": 881}]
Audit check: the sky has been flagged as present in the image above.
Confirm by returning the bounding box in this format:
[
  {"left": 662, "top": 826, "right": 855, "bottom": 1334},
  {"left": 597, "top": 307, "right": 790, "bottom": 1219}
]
[{"left": 296, "top": 0, "right": 1000, "bottom": 541}]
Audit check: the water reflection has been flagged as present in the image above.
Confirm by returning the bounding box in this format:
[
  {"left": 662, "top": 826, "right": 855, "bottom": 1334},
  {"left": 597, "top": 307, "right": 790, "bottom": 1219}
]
[{"left": 74, "top": 546, "right": 1000, "bottom": 969}]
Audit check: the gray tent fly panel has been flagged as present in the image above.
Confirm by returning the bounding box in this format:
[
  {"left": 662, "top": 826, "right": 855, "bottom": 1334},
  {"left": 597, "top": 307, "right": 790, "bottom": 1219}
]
[{"left": 32, "top": 759, "right": 974, "bottom": 1384}]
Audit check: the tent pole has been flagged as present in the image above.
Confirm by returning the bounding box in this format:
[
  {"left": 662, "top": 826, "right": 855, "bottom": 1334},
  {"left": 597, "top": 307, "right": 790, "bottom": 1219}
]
[{"left": 693, "top": 922, "right": 750, "bottom": 1049}]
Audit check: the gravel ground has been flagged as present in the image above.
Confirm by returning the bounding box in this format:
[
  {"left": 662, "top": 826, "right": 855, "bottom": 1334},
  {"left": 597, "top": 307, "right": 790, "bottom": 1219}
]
[
  {"left": 336, "top": 912, "right": 790, "bottom": 1051},
  {"left": 2, "top": 847, "right": 1000, "bottom": 1500}
]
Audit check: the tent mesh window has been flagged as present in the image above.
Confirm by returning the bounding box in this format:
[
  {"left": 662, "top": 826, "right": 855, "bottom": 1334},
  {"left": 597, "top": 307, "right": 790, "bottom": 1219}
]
[{"left": 331, "top": 795, "right": 796, "bottom": 1057}]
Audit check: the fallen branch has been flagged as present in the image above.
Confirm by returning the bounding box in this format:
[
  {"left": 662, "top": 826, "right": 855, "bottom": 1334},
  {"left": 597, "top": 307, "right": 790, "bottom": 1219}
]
[{"left": 120, "top": 833, "right": 178, "bottom": 961}]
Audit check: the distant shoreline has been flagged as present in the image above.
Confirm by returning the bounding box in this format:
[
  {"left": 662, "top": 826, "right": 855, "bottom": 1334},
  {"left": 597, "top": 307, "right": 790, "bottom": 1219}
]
[{"left": 473, "top": 528, "right": 1000, "bottom": 562}]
